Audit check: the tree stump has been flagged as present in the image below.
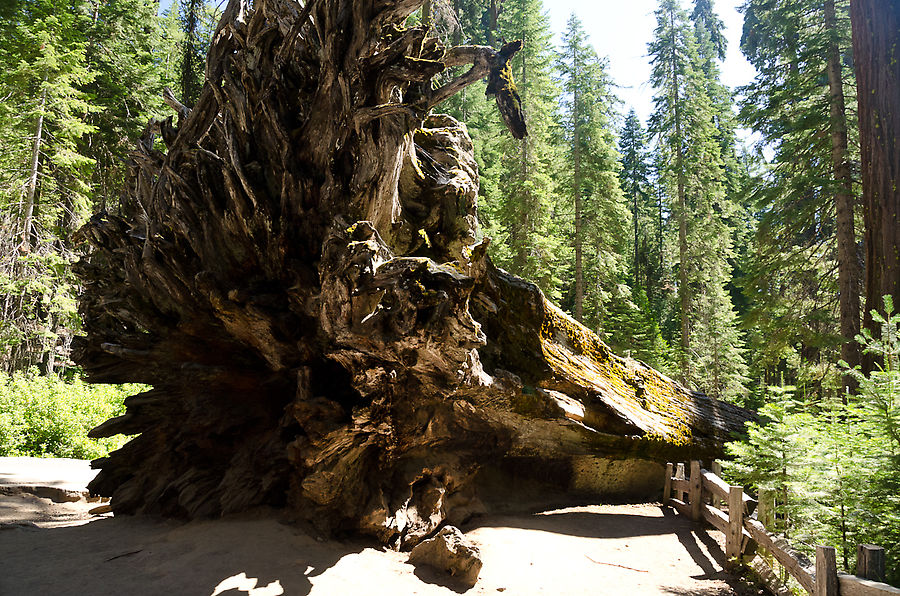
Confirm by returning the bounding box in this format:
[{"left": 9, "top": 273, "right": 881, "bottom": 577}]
[{"left": 72, "top": 0, "right": 752, "bottom": 548}]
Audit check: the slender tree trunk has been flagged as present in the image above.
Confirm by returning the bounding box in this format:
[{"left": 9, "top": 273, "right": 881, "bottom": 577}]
[
  {"left": 515, "top": 40, "right": 529, "bottom": 273},
  {"left": 22, "top": 87, "right": 46, "bottom": 251},
  {"left": 851, "top": 0, "right": 900, "bottom": 337},
  {"left": 517, "top": 142, "right": 530, "bottom": 272},
  {"left": 488, "top": 0, "right": 500, "bottom": 46},
  {"left": 421, "top": 0, "right": 431, "bottom": 27},
  {"left": 824, "top": 0, "right": 860, "bottom": 396},
  {"left": 633, "top": 188, "right": 639, "bottom": 288},
  {"left": 676, "top": 166, "right": 689, "bottom": 386},
  {"left": 573, "top": 48, "right": 583, "bottom": 322},
  {"left": 670, "top": 12, "right": 690, "bottom": 386},
  {"left": 657, "top": 180, "right": 663, "bottom": 294}
]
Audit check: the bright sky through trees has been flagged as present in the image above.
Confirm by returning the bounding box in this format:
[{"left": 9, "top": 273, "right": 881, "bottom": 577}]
[
  {"left": 544, "top": 0, "right": 756, "bottom": 122},
  {"left": 161, "top": 0, "right": 756, "bottom": 125}
]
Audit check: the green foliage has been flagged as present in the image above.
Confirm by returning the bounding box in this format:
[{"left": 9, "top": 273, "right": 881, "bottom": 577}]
[
  {"left": 0, "top": 0, "right": 220, "bottom": 375},
  {"left": 725, "top": 297, "right": 900, "bottom": 582},
  {"left": 0, "top": 0, "right": 99, "bottom": 374},
  {"left": 177, "top": 0, "right": 221, "bottom": 106},
  {"left": 647, "top": 0, "right": 748, "bottom": 401},
  {"left": 555, "top": 14, "right": 629, "bottom": 328},
  {"left": 481, "top": 0, "right": 566, "bottom": 299},
  {"left": 738, "top": 0, "right": 859, "bottom": 392},
  {"left": 82, "top": 0, "right": 171, "bottom": 206},
  {"left": 724, "top": 385, "right": 820, "bottom": 537},
  {"left": 603, "top": 284, "right": 675, "bottom": 374},
  {"left": 0, "top": 370, "right": 144, "bottom": 459},
  {"left": 620, "top": 110, "right": 658, "bottom": 295},
  {"left": 843, "top": 298, "right": 900, "bottom": 578}
]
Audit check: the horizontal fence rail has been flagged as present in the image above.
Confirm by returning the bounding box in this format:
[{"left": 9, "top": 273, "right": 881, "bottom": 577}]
[{"left": 663, "top": 461, "right": 899, "bottom": 596}]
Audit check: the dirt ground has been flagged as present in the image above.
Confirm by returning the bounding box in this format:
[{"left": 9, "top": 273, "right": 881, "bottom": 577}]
[{"left": 0, "top": 487, "right": 762, "bottom": 596}]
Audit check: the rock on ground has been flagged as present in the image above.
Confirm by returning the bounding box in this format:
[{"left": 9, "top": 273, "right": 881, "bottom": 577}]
[{"left": 409, "top": 525, "right": 483, "bottom": 588}]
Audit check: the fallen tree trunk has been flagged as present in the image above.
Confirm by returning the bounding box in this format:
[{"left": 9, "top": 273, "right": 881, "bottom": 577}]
[{"left": 73, "top": 0, "right": 751, "bottom": 547}]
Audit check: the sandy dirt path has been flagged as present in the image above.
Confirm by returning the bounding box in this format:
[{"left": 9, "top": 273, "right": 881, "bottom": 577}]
[
  {"left": 0, "top": 458, "right": 761, "bottom": 595},
  {"left": 0, "top": 494, "right": 761, "bottom": 595}
]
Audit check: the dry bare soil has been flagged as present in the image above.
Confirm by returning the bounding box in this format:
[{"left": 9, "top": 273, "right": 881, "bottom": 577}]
[{"left": 0, "top": 489, "right": 762, "bottom": 595}]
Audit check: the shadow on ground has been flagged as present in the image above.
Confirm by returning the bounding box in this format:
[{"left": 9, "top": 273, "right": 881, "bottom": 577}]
[
  {"left": 1, "top": 496, "right": 762, "bottom": 596},
  {"left": 466, "top": 504, "right": 694, "bottom": 539},
  {"left": 0, "top": 511, "right": 364, "bottom": 596},
  {"left": 663, "top": 506, "right": 762, "bottom": 596}
]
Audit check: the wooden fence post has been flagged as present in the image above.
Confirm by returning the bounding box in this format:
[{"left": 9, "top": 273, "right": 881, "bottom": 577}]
[
  {"left": 675, "top": 462, "right": 686, "bottom": 502},
  {"left": 815, "top": 545, "right": 838, "bottom": 596},
  {"left": 757, "top": 488, "right": 775, "bottom": 528},
  {"left": 726, "top": 485, "right": 743, "bottom": 565},
  {"left": 663, "top": 463, "right": 673, "bottom": 505},
  {"left": 856, "top": 544, "right": 886, "bottom": 582},
  {"left": 690, "top": 460, "right": 702, "bottom": 521},
  {"left": 757, "top": 488, "right": 775, "bottom": 566},
  {"left": 711, "top": 461, "right": 723, "bottom": 508}
]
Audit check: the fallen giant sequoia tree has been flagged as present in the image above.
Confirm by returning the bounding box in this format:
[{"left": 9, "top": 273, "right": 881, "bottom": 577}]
[{"left": 74, "top": 0, "right": 751, "bottom": 547}]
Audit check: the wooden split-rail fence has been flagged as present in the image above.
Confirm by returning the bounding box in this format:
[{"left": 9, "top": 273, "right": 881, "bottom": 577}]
[{"left": 664, "top": 461, "right": 900, "bottom": 596}]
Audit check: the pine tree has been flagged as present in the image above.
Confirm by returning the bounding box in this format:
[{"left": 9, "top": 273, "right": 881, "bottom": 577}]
[
  {"left": 180, "top": 0, "right": 205, "bottom": 106},
  {"left": 648, "top": 0, "right": 747, "bottom": 401},
  {"left": 0, "top": 0, "right": 99, "bottom": 373},
  {"left": 690, "top": 0, "right": 725, "bottom": 61},
  {"left": 724, "top": 385, "right": 818, "bottom": 538},
  {"left": 81, "top": 0, "right": 169, "bottom": 210},
  {"left": 604, "top": 284, "right": 674, "bottom": 373},
  {"left": 740, "top": 0, "right": 860, "bottom": 395},
  {"left": 481, "top": 0, "right": 565, "bottom": 299},
  {"left": 555, "top": 14, "right": 627, "bottom": 325},
  {"left": 619, "top": 110, "right": 657, "bottom": 300}
]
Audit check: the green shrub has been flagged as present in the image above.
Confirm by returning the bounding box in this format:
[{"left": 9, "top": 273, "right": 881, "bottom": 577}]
[
  {"left": 0, "top": 370, "right": 146, "bottom": 460},
  {"left": 723, "top": 296, "right": 900, "bottom": 584}
]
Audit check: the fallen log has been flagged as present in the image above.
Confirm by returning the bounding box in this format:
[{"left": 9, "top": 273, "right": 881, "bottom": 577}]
[{"left": 73, "top": 0, "right": 752, "bottom": 548}]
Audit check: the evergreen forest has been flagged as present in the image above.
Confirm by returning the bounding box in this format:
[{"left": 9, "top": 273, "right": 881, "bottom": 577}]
[{"left": 1, "top": 0, "right": 898, "bottom": 584}]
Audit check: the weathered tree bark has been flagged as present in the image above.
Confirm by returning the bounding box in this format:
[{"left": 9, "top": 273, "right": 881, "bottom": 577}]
[
  {"left": 851, "top": 0, "right": 900, "bottom": 335},
  {"left": 74, "top": 0, "right": 751, "bottom": 548}
]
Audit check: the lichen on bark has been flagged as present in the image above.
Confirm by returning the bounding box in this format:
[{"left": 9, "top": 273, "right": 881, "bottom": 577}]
[{"left": 73, "top": 0, "right": 752, "bottom": 548}]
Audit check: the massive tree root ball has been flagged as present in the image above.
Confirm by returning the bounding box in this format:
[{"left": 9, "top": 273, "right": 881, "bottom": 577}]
[{"left": 73, "top": 0, "right": 751, "bottom": 548}]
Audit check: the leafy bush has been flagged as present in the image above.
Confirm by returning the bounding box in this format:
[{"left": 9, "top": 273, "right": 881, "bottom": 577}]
[{"left": 0, "top": 370, "right": 145, "bottom": 460}]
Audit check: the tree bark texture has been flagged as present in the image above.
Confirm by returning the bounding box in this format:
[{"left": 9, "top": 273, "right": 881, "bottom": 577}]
[
  {"left": 573, "top": 53, "right": 583, "bottom": 323},
  {"left": 73, "top": 0, "right": 751, "bottom": 548},
  {"left": 669, "top": 9, "right": 690, "bottom": 387},
  {"left": 22, "top": 86, "right": 46, "bottom": 251},
  {"left": 851, "top": 0, "right": 900, "bottom": 332},
  {"left": 824, "top": 0, "right": 860, "bottom": 392}
]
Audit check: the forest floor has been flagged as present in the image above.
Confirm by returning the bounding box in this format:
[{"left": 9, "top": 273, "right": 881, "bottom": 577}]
[{"left": 0, "top": 457, "right": 762, "bottom": 595}]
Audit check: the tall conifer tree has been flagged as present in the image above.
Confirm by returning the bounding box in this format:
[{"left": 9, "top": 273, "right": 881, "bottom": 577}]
[
  {"left": 82, "top": 0, "right": 168, "bottom": 209},
  {"left": 649, "top": 0, "right": 747, "bottom": 401},
  {"left": 180, "top": 0, "right": 204, "bottom": 106},
  {"left": 482, "top": 0, "right": 564, "bottom": 298},
  {"left": 619, "top": 110, "right": 654, "bottom": 297},
  {"left": 556, "top": 14, "right": 627, "bottom": 325},
  {"left": 740, "top": 0, "right": 859, "bottom": 392}
]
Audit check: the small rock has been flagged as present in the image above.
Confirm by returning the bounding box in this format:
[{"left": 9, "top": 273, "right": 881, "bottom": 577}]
[{"left": 408, "top": 525, "right": 482, "bottom": 588}]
